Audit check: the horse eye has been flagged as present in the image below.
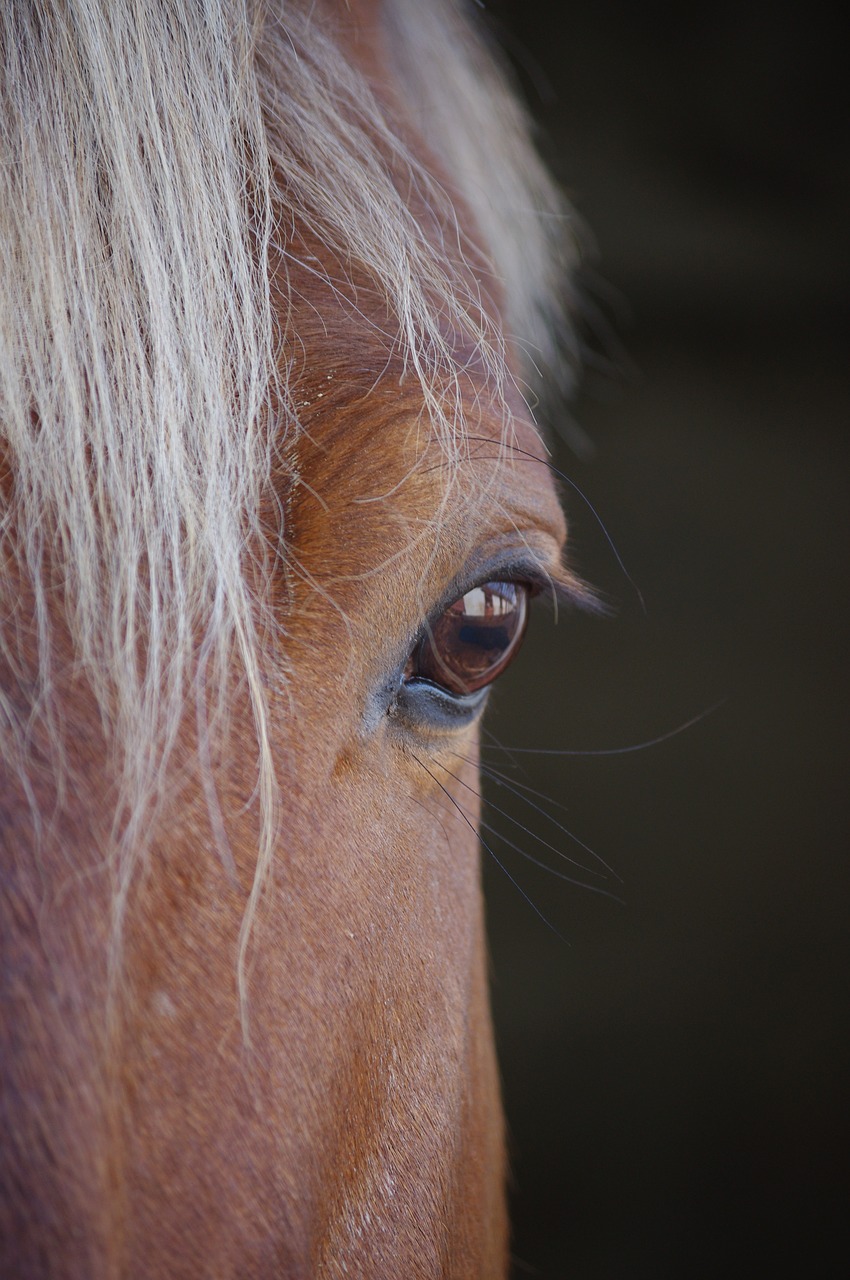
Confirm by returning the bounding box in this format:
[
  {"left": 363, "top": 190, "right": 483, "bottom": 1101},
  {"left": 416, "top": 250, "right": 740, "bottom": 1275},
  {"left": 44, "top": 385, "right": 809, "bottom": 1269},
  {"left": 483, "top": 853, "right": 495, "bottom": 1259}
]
[{"left": 405, "top": 581, "right": 530, "bottom": 697}]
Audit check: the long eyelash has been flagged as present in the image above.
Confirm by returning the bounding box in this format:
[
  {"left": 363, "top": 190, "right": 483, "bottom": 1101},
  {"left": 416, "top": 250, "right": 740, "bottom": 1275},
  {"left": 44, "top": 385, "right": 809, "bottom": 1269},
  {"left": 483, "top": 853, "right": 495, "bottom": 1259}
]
[
  {"left": 450, "top": 750, "right": 623, "bottom": 885},
  {"left": 410, "top": 751, "right": 570, "bottom": 944}
]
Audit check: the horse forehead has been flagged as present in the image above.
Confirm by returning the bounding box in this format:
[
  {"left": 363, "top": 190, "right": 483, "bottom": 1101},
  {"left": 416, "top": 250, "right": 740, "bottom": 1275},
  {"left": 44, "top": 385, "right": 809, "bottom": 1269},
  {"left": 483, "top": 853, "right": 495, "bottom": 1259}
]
[
  {"left": 280, "top": 263, "right": 564, "bottom": 545},
  {"left": 497, "top": 411, "right": 567, "bottom": 543},
  {"left": 287, "top": 356, "right": 564, "bottom": 558}
]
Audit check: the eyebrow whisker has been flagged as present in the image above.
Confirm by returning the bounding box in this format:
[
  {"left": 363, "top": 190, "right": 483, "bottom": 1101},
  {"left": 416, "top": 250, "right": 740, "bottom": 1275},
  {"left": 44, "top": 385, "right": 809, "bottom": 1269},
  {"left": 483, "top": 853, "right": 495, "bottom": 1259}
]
[{"left": 465, "top": 434, "right": 645, "bottom": 612}]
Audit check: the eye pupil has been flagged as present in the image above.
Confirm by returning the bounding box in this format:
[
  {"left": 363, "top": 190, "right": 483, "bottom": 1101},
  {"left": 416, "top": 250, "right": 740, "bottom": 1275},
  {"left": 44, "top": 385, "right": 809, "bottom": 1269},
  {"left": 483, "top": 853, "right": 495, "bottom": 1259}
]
[{"left": 407, "top": 580, "right": 529, "bottom": 696}]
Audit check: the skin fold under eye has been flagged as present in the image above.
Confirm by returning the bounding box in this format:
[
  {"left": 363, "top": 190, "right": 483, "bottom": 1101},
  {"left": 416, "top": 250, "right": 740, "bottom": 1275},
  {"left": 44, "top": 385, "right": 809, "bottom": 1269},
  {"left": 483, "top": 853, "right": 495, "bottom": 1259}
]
[{"left": 405, "top": 581, "right": 530, "bottom": 698}]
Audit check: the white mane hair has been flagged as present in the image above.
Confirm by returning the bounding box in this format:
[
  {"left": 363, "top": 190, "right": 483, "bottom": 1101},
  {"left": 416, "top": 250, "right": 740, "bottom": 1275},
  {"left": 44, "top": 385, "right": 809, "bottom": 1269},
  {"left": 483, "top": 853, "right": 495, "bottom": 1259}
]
[{"left": 0, "top": 0, "right": 576, "bottom": 969}]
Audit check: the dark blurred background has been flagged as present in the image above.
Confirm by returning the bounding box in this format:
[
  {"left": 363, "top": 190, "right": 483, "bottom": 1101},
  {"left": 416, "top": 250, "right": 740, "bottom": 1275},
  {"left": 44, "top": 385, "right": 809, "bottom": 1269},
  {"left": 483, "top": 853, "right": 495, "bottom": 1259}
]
[{"left": 482, "top": 3, "right": 849, "bottom": 1276}]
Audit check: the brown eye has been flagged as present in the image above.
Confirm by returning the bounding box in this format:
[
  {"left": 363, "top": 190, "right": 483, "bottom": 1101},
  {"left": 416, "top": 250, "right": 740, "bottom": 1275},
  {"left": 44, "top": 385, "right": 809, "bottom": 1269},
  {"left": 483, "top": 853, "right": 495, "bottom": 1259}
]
[{"left": 406, "top": 581, "right": 529, "bottom": 697}]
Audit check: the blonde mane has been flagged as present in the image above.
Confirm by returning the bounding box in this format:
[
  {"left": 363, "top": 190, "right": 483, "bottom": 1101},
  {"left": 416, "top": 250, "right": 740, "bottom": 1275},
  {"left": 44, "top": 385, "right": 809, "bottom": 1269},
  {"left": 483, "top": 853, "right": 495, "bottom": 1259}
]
[{"left": 0, "top": 0, "right": 575, "bottom": 961}]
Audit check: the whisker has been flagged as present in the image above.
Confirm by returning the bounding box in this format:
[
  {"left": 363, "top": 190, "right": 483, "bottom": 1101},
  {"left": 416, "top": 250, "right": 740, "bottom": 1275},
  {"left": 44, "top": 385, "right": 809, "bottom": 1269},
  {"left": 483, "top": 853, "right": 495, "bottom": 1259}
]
[
  {"left": 451, "top": 750, "right": 623, "bottom": 884},
  {"left": 480, "top": 722, "right": 523, "bottom": 772},
  {"left": 433, "top": 756, "right": 610, "bottom": 881},
  {"left": 477, "top": 816, "right": 625, "bottom": 902},
  {"left": 410, "top": 752, "right": 570, "bottom": 944},
  {"left": 477, "top": 755, "right": 596, "bottom": 821},
  {"left": 480, "top": 700, "right": 727, "bottom": 757}
]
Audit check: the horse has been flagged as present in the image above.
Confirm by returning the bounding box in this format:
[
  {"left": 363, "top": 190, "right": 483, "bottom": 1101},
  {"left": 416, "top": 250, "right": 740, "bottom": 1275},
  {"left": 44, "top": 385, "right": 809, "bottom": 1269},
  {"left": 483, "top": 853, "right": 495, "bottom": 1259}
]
[{"left": 1, "top": 2, "right": 587, "bottom": 1274}]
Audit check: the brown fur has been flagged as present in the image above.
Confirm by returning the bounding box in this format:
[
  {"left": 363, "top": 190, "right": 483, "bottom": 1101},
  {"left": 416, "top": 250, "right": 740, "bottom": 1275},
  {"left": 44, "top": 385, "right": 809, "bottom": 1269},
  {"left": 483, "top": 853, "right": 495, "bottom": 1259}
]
[{"left": 1, "top": 2, "right": 573, "bottom": 1274}]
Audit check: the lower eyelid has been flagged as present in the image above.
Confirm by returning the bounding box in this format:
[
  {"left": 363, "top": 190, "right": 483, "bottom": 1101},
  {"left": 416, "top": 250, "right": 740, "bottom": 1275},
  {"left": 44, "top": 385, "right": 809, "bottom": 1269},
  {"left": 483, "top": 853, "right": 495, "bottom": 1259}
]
[{"left": 390, "top": 678, "right": 490, "bottom": 734}]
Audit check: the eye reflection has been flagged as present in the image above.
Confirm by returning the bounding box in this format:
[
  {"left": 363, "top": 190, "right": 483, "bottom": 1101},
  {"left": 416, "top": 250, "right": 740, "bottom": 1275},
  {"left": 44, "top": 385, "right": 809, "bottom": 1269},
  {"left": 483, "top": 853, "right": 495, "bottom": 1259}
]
[{"left": 405, "top": 581, "right": 529, "bottom": 697}]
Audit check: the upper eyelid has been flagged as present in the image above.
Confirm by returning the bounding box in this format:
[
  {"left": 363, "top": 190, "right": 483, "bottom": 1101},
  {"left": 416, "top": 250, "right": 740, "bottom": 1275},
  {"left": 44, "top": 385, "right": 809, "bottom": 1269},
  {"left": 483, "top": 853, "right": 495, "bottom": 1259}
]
[
  {"left": 425, "top": 554, "right": 596, "bottom": 626},
  {"left": 413, "top": 561, "right": 532, "bottom": 642}
]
